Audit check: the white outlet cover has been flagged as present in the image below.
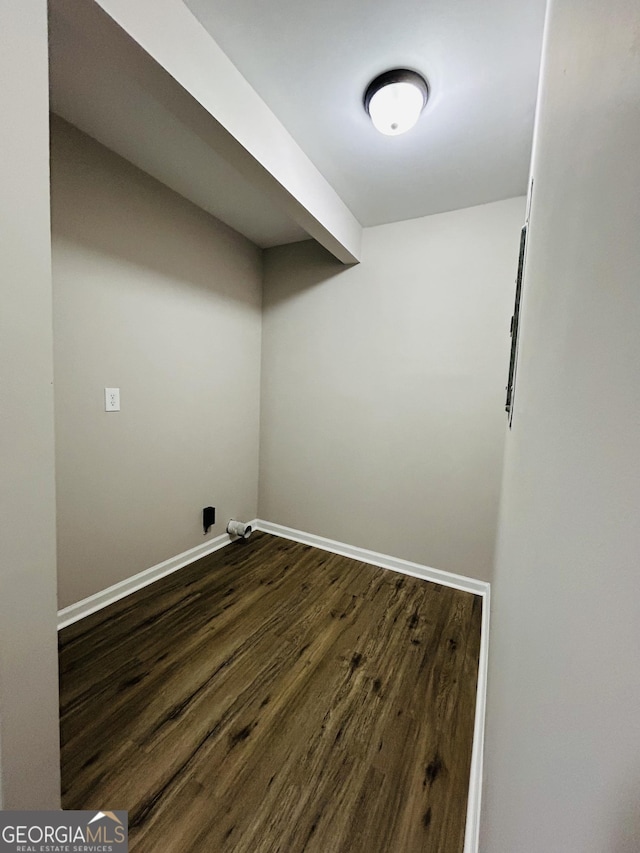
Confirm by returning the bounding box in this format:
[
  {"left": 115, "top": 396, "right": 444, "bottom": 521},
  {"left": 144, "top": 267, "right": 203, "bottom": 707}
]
[{"left": 105, "top": 387, "right": 120, "bottom": 412}]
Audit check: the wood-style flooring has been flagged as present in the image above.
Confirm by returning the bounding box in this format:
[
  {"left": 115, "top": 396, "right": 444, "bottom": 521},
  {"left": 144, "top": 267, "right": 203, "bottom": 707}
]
[{"left": 59, "top": 532, "right": 482, "bottom": 853}]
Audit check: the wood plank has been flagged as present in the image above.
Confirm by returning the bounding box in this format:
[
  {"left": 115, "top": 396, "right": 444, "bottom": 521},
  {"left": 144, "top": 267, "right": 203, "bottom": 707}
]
[{"left": 59, "top": 532, "right": 481, "bottom": 852}]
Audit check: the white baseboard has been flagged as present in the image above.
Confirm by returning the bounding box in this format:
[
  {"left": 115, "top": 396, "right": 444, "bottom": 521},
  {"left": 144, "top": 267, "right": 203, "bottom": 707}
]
[
  {"left": 57, "top": 516, "right": 488, "bottom": 852},
  {"left": 254, "top": 519, "right": 489, "bottom": 597},
  {"left": 463, "top": 583, "right": 489, "bottom": 853},
  {"left": 57, "top": 520, "right": 256, "bottom": 630},
  {"left": 253, "top": 519, "right": 489, "bottom": 853}
]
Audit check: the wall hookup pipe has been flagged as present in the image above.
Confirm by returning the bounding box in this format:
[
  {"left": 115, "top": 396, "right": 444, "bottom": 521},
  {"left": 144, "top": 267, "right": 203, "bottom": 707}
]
[{"left": 227, "top": 520, "right": 253, "bottom": 540}]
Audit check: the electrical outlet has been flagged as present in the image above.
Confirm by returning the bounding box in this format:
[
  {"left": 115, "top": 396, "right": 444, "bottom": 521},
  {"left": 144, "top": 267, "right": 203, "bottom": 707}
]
[
  {"left": 203, "top": 506, "right": 216, "bottom": 534},
  {"left": 105, "top": 387, "right": 120, "bottom": 412}
]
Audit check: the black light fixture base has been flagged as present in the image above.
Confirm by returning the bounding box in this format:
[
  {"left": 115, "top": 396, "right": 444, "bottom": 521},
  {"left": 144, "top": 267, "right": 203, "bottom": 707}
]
[{"left": 364, "top": 68, "right": 429, "bottom": 114}]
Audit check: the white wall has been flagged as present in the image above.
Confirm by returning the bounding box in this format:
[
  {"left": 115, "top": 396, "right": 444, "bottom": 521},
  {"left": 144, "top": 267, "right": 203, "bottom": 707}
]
[
  {"left": 482, "top": 0, "right": 640, "bottom": 849},
  {"left": 51, "top": 117, "right": 263, "bottom": 609},
  {"left": 260, "top": 198, "right": 524, "bottom": 581},
  {"left": 0, "top": 1, "right": 61, "bottom": 808}
]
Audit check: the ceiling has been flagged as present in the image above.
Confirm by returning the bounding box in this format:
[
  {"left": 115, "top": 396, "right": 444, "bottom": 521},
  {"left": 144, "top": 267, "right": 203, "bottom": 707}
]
[
  {"left": 49, "top": 0, "right": 547, "bottom": 253},
  {"left": 184, "top": 0, "right": 548, "bottom": 226}
]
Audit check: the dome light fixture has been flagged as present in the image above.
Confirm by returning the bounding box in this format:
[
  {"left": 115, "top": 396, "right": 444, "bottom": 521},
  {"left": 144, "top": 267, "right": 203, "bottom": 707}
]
[{"left": 364, "top": 69, "right": 429, "bottom": 136}]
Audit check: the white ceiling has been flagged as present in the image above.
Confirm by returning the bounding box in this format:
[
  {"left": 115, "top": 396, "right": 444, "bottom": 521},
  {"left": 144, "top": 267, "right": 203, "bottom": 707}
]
[
  {"left": 185, "top": 0, "right": 547, "bottom": 226},
  {"left": 49, "top": 0, "right": 546, "bottom": 254}
]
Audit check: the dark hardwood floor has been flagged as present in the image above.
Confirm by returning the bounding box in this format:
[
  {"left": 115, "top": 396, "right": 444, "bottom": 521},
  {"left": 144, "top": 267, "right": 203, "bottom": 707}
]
[{"left": 59, "top": 532, "right": 482, "bottom": 852}]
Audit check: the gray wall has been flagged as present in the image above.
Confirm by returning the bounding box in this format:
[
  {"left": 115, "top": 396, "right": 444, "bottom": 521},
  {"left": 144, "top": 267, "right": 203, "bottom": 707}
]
[
  {"left": 482, "top": 0, "right": 640, "bottom": 849},
  {"left": 260, "top": 198, "right": 524, "bottom": 581},
  {"left": 0, "top": 1, "right": 61, "bottom": 808},
  {"left": 51, "top": 117, "right": 263, "bottom": 609}
]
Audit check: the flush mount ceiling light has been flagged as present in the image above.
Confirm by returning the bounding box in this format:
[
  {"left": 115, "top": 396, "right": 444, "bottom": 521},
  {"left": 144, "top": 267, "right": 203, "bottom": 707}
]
[{"left": 364, "top": 69, "right": 429, "bottom": 136}]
